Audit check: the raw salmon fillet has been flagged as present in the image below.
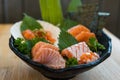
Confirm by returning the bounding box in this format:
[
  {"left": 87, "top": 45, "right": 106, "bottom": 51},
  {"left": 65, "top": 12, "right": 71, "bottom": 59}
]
[
  {"left": 32, "top": 41, "right": 59, "bottom": 57},
  {"left": 76, "top": 31, "right": 95, "bottom": 42},
  {"left": 32, "top": 41, "right": 65, "bottom": 69},
  {"left": 62, "top": 42, "right": 91, "bottom": 61},
  {"left": 45, "top": 31, "right": 56, "bottom": 44},
  {"left": 68, "top": 25, "right": 90, "bottom": 37},
  {"left": 33, "top": 48, "right": 65, "bottom": 69},
  {"left": 62, "top": 42, "right": 99, "bottom": 64},
  {"left": 68, "top": 25, "right": 96, "bottom": 42},
  {"left": 22, "top": 29, "right": 35, "bottom": 40},
  {"left": 22, "top": 29, "right": 56, "bottom": 44}
]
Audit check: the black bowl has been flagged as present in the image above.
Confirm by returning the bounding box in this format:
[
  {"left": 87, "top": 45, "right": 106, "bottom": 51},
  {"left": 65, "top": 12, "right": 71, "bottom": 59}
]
[{"left": 9, "top": 31, "right": 112, "bottom": 80}]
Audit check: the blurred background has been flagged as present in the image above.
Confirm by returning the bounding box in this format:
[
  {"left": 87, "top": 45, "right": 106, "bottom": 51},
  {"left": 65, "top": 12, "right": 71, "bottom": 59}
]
[{"left": 0, "top": 0, "right": 120, "bottom": 38}]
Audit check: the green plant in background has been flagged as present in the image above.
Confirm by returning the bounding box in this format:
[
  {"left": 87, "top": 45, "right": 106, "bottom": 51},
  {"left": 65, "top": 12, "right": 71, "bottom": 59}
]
[
  {"left": 39, "top": 0, "right": 64, "bottom": 25},
  {"left": 67, "top": 0, "right": 82, "bottom": 13},
  {"left": 68, "top": 2, "right": 100, "bottom": 32},
  {"left": 14, "top": 0, "right": 108, "bottom": 67},
  {"left": 39, "top": 0, "right": 82, "bottom": 27},
  {"left": 39, "top": 0, "right": 108, "bottom": 33}
]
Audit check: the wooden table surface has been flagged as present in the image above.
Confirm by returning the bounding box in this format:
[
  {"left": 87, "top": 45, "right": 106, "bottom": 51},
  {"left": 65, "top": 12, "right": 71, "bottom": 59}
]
[{"left": 0, "top": 24, "right": 120, "bottom": 80}]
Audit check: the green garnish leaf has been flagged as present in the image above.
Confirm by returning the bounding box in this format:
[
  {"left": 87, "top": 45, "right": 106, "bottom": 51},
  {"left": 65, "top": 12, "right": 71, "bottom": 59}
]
[
  {"left": 21, "top": 14, "right": 43, "bottom": 32},
  {"left": 14, "top": 38, "right": 31, "bottom": 55},
  {"left": 14, "top": 37, "right": 49, "bottom": 57},
  {"left": 60, "top": 18, "right": 78, "bottom": 31},
  {"left": 97, "top": 42, "right": 106, "bottom": 50},
  {"left": 87, "top": 37, "right": 105, "bottom": 52},
  {"left": 58, "top": 29, "right": 78, "bottom": 51},
  {"left": 66, "top": 58, "right": 78, "bottom": 67}
]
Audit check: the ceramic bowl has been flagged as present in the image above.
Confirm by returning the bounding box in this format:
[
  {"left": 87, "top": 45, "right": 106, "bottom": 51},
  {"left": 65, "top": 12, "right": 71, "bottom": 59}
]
[{"left": 9, "top": 31, "right": 112, "bottom": 80}]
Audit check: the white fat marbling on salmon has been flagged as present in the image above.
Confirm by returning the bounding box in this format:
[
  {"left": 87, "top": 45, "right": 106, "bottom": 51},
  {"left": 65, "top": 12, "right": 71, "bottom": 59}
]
[
  {"left": 33, "top": 48, "right": 65, "bottom": 69},
  {"left": 67, "top": 42, "right": 91, "bottom": 60},
  {"left": 32, "top": 41, "right": 65, "bottom": 69}
]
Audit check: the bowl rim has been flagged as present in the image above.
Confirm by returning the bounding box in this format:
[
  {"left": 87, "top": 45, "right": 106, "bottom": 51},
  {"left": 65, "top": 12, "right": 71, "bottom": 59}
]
[{"left": 9, "top": 31, "right": 112, "bottom": 72}]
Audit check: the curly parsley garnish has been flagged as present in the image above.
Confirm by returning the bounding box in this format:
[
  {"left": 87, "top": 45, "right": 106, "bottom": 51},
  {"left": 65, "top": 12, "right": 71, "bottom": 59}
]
[
  {"left": 87, "top": 37, "right": 106, "bottom": 52},
  {"left": 66, "top": 58, "right": 78, "bottom": 67},
  {"left": 14, "top": 37, "right": 49, "bottom": 57}
]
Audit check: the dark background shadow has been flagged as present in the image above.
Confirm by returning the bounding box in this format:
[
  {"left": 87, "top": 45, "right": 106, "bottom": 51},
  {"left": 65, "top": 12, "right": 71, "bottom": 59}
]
[{"left": 0, "top": 0, "right": 120, "bottom": 38}]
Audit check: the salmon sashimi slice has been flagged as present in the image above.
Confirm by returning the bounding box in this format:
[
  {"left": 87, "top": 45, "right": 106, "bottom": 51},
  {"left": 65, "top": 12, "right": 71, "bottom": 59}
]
[
  {"left": 33, "top": 29, "right": 56, "bottom": 44},
  {"left": 33, "top": 48, "right": 65, "bottom": 69},
  {"left": 32, "top": 41, "right": 59, "bottom": 57},
  {"left": 62, "top": 42, "right": 91, "bottom": 61},
  {"left": 75, "top": 31, "right": 95, "bottom": 42},
  {"left": 45, "top": 31, "right": 56, "bottom": 44},
  {"left": 68, "top": 25, "right": 96, "bottom": 42},
  {"left": 40, "top": 43, "right": 59, "bottom": 51},
  {"left": 22, "top": 29, "right": 35, "bottom": 40},
  {"left": 79, "top": 52, "right": 99, "bottom": 64},
  {"left": 22, "top": 29, "right": 56, "bottom": 44},
  {"left": 32, "top": 42, "right": 46, "bottom": 57},
  {"left": 62, "top": 42, "right": 99, "bottom": 64},
  {"left": 68, "top": 25, "right": 90, "bottom": 37}
]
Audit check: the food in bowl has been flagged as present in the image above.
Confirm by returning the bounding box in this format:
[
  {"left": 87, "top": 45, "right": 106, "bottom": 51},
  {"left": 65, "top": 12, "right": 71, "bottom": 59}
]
[{"left": 10, "top": 15, "right": 106, "bottom": 69}]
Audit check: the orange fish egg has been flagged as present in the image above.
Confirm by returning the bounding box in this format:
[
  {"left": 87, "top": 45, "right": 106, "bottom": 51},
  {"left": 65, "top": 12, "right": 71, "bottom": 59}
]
[
  {"left": 79, "top": 52, "right": 99, "bottom": 64},
  {"left": 61, "top": 42, "right": 99, "bottom": 64},
  {"left": 61, "top": 42, "right": 91, "bottom": 61}
]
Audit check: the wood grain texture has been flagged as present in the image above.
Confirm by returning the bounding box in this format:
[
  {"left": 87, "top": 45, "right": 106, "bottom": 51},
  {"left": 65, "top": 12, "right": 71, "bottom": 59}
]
[
  {"left": 0, "top": 0, "right": 120, "bottom": 38},
  {"left": 0, "top": 24, "right": 120, "bottom": 80}
]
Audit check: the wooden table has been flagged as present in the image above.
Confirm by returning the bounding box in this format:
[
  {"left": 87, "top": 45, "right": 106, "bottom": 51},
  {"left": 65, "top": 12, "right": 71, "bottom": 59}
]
[{"left": 0, "top": 24, "right": 120, "bottom": 80}]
